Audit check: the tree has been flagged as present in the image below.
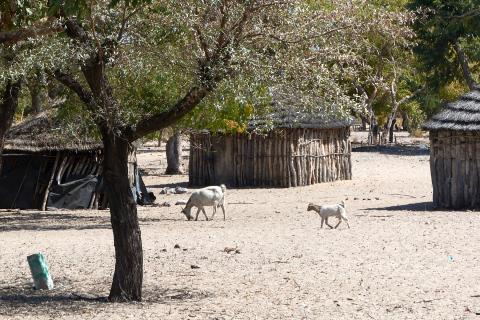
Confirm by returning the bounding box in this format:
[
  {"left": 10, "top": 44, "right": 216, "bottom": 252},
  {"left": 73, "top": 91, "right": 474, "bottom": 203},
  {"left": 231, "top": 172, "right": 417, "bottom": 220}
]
[
  {"left": 408, "top": 0, "right": 480, "bottom": 90},
  {"left": 385, "top": 68, "right": 424, "bottom": 142},
  {"left": 326, "top": 0, "right": 419, "bottom": 143},
  {"left": 165, "top": 129, "right": 183, "bottom": 174},
  {"left": 0, "top": 78, "right": 21, "bottom": 169},
  {"left": 0, "top": 1, "right": 64, "bottom": 170},
  {"left": 0, "top": 1, "right": 27, "bottom": 170},
  {"left": 45, "top": 0, "right": 363, "bottom": 301}
]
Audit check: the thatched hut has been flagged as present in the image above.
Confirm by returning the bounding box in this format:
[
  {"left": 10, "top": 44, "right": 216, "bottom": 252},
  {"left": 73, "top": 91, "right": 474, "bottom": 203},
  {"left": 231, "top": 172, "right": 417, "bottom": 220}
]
[
  {"left": 424, "top": 86, "right": 480, "bottom": 209},
  {"left": 0, "top": 111, "right": 153, "bottom": 210},
  {"left": 189, "top": 105, "right": 353, "bottom": 188}
]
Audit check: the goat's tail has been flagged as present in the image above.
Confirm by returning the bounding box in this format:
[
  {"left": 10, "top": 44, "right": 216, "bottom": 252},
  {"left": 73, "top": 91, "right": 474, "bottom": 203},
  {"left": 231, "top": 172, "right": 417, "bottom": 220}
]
[{"left": 220, "top": 184, "right": 227, "bottom": 193}]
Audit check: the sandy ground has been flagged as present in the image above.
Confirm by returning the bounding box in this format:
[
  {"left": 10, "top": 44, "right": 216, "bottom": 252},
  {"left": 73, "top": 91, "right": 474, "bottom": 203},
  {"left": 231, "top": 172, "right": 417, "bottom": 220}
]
[{"left": 1, "top": 133, "right": 480, "bottom": 320}]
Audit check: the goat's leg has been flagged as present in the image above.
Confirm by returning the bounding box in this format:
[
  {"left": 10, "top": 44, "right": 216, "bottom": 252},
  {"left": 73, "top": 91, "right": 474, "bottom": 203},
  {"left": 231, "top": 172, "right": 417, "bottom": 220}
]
[
  {"left": 221, "top": 204, "right": 226, "bottom": 221},
  {"left": 325, "top": 217, "right": 334, "bottom": 229},
  {"left": 342, "top": 216, "right": 350, "bottom": 228},
  {"left": 334, "top": 217, "right": 342, "bottom": 229},
  {"left": 202, "top": 208, "right": 209, "bottom": 221},
  {"left": 320, "top": 217, "right": 324, "bottom": 228},
  {"left": 195, "top": 208, "right": 201, "bottom": 221},
  {"left": 210, "top": 203, "right": 217, "bottom": 220}
]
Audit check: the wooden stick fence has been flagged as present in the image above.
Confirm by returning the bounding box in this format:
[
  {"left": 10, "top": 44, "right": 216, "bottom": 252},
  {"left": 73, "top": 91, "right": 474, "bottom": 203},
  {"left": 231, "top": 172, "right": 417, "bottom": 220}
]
[{"left": 189, "top": 128, "right": 352, "bottom": 187}]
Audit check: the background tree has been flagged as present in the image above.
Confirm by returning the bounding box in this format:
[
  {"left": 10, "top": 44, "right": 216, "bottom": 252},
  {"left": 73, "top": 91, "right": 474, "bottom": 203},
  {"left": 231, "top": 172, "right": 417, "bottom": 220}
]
[
  {"left": 0, "top": 0, "right": 35, "bottom": 170},
  {"left": 322, "top": 0, "right": 419, "bottom": 143},
  {"left": 408, "top": 0, "right": 480, "bottom": 113},
  {"left": 0, "top": 1, "right": 64, "bottom": 170}
]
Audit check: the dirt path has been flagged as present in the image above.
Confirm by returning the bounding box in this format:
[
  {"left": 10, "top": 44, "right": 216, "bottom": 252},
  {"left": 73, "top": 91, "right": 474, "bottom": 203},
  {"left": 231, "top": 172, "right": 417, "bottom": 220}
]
[{"left": 1, "top": 144, "right": 480, "bottom": 319}]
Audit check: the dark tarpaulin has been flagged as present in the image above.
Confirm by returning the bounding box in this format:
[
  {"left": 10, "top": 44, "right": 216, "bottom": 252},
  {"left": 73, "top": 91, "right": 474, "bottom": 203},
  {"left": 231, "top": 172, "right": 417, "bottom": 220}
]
[
  {"left": 0, "top": 154, "right": 155, "bottom": 209},
  {"left": 135, "top": 166, "right": 156, "bottom": 205},
  {"left": 46, "top": 169, "right": 155, "bottom": 209},
  {"left": 47, "top": 175, "right": 98, "bottom": 210}
]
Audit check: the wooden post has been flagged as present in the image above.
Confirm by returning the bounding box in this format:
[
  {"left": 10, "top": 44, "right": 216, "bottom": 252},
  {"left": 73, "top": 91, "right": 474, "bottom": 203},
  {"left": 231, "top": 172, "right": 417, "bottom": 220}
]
[
  {"left": 41, "top": 153, "right": 61, "bottom": 211},
  {"left": 27, "top": 253, "right": 54, "bottom": 290}
]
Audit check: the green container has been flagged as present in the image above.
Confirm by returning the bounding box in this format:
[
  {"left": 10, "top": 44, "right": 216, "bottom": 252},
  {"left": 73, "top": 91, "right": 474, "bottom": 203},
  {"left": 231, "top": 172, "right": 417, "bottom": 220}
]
[{"left": 27, "top": 253, "right": 54, "bottom": 290}]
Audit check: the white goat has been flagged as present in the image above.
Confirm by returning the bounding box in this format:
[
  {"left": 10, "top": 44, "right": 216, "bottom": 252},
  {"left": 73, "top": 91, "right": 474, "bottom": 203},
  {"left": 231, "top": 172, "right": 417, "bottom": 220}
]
[
  {"left": 181, "top": 184, "right": 226, "bottom": 221},
  {"left": 307, "top": 200, "right": 350, "bottom": 229}
]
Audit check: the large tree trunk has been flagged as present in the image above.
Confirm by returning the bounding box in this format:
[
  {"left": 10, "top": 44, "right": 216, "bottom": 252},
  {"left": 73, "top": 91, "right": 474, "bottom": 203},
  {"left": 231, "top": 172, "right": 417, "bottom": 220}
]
[
  {"left": 165, "top": 130, "right": 183, "bottom": 174},
  {"left": 102, "top": 133, "right": 143, "bottom": 302},
  {"left": 401, "top": 110, "right": 410, "bottom": 132},
  {"left": 30, "top": 86, "right": 43, "bottom": 114},
  {"left": 29, "top": 81, "right": 46, "bottom": 114},
  {"left": 0, "top": 79, "right": 21, "bottom": 172},
  {"left": 57, "top": 53, "right": 145, "bottom": 302},
  {"left": 157, "top": 129, "right": 163, "bottom": 147},
  {"left": 388, "top": 118, "right": 396, "bottom": 143},
  {"left": 28, "top": 70, "right": 46, "bottom": 114},
  {"left": 359, "top": 114, "right": 369, "bottom": 131},
  {"left": 368, "top": 113, "right": 378, "bottom": 145}
]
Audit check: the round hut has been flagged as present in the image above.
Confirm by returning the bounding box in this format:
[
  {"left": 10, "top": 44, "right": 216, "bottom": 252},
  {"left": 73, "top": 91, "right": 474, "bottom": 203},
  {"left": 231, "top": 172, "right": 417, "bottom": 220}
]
[
  {"left": 424, "top": 86, "right": 480, "bottom": 209},
  {"left": 189, "top": 104, "right": 353, "bottom": 188},
  {"left": 0, "top": 110, "right": 154, "bottom": 210}
]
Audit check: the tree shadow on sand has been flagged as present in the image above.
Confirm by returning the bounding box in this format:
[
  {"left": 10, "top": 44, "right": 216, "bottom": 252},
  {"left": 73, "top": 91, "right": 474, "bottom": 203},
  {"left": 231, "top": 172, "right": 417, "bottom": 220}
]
[
  {"left": 364, "top": 202, "right": 436, "bottom": 212},
  {"left": 352, "top": 144, "right": 430, "bottom": 156},
  {"left": 0, "top": 211, "right": 163, "bottom": 232},
  {"left": 0, "top": 284, "right": 211, "bottom": 318},
  {"left": 148, "top": 181, "right": 190, "bottom": 189}
]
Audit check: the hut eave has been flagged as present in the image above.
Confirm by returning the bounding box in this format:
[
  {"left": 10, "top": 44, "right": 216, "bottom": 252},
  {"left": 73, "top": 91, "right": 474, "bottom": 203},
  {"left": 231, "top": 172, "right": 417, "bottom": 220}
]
[
  {"left": 4, "top": 110, "right": 102, "bottom": 153},
  {"left": 3, "top": 140, "right": 103, "bottom": 153},
  {"left": 423, "top": 87, "right": 480, "bottom": 132}
]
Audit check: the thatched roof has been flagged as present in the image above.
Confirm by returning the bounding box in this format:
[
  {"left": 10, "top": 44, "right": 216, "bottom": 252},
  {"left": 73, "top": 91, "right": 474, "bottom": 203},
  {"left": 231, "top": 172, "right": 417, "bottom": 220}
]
[
  {"left": 423, "top": 86, "right": 480, "bottom": 131},
  {"left": 249, "top": 109, "right": 352, "bottom": 130},
  {"left": 248, "top": 92, "right": 353, "bottom": 130},
  {"left": 4, "top": 110, "right": 102, "bottom": 152}
]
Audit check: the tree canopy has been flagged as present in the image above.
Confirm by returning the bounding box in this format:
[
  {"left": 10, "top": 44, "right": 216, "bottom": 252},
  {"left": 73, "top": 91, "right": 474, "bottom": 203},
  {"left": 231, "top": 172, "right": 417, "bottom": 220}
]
[{"left": 408, "top": 0, "right": 480, "bottom": 90}]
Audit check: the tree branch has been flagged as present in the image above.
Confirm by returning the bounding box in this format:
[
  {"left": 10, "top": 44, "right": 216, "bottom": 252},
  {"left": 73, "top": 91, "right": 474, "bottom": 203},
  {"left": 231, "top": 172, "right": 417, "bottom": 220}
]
[
  {"left": 129, "top": 86, "right": 211, "bottom": 141},
  {"left": 193, "top": 25, "right": 212, "bottom": 61},
  {"left": 396, "top": 86, "right": 424, "bottom": 107},
  {"left": 453, "top": 8, "right": 480, "bottom": 19},
  {"left": 453, "top": 40, "right": 477, "bottom": 90},
  {"left": 53, "top": 70, "right": 97, "bottom": 113},
  {"left": 64, "top": 18, "right": 91, "bottom": 44},
  {"left": 0, "top": 22, "right": 63, "bottom": 45},
  {"left": 116, "top": 4, "right": 142, "bottom": 42}
]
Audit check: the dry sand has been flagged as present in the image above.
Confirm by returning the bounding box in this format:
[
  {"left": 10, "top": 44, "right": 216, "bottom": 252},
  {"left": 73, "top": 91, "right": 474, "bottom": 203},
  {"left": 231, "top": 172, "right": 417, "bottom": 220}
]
[{"left": 1, "top": 134, "right": 480, "bottom": 319}]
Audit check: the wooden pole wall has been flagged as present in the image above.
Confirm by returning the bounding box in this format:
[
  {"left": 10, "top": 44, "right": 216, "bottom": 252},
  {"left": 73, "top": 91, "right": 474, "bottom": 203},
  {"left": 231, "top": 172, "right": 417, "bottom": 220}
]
[
  {"left": 430, "top": 130, "right": 480, "bottom": 209},
  {"left": 189, "top": 127, "right": 352, "bottom": 188}
]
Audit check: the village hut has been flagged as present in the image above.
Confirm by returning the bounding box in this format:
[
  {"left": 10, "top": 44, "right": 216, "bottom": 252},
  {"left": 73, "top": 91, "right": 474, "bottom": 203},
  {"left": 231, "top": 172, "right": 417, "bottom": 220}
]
[
  {"left": 423, "top": 86, "right": 480, "bottom": 209},
  {"left": 189, "top": 101, "right": 353, "bottom": 188},
  {"left": 0, "top": 110, "right": 154, "bottom": 210}
]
